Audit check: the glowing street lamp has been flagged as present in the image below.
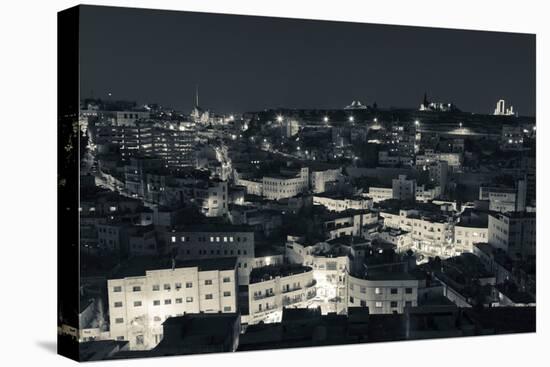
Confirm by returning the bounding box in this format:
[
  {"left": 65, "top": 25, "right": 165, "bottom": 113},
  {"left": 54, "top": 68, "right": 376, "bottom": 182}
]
[
  {"left": 373, "top": 118, "right": 378, "bottom": 123},
  {"left": 276, "top": 115, "right": 283, "bottom": 123},
  {"left": 414, "top": 120, "right": 420, "bottom": 126},
  {"left": 459, "top": 122, "right": 463, "bottom": 128},
  {"left": 323, "top": 116, "right": 329, "bottom": 123},
  {"left": 349, "top": 116, "right": 354, "bottom": 122}
]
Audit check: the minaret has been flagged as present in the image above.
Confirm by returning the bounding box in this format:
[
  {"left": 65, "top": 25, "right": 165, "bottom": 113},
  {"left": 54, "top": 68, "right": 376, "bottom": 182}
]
[{"left": 195, "top": 85, "right": 199, "bottom": 108}]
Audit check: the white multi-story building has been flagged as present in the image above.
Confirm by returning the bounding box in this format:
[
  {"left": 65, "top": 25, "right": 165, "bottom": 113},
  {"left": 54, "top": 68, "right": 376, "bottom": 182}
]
[
  {"left": 416, "top": 185, "right": 441, "bottom": 202},
  {"left": 454, "top": 223, "right": 488, "bottom": 254},
  {"left": 285, "top": 240, "right": 350, "bottom": 314},
  {"left": 107, "top": 257, "right": 238, "bottom": 350},
  {"left": 313, "top": 194, "right": 372, "bottom": 212},
  {"left": 416, "top": 150, "right": 462, "bottom": 171},
  {"left": 488, "top": 211, "right": 536, "bottom": 259},
  {"left": 479, "top": 180, "right": 527, "bottom": 213},
  {"left": 323, "top": 210, "right": 379, "bottom": 239},
  {"left": 310, "top": 167, "right": 342, "bottom": 193},
  {"left": 248, "top": 264, "right": 316, "bottom": 325},
  {"left": 347, "top": 272, "right": 418, "bottom": 314},
  {"left": 164, "top": 225, "right": 255, "bottom": 284},
  {"left": 367, "top": 186, "right": 393, "bottom": 203},
  {"left": 381, "top": 209, "right": 454, "bottom": 258},
  {"left": 182, "top": 179, "right": 228, "bottom": 217},
  {"left": 262, "top": 167, "right": 309, "bottom": 200}
]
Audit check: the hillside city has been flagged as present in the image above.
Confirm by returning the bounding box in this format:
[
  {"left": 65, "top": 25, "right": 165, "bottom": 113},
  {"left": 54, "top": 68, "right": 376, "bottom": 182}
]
[{"left": 64, "top": 92, "right": 536, "bottom": 360}]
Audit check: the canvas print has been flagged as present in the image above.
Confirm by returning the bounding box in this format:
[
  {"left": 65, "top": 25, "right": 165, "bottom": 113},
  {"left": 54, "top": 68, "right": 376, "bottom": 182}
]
[{"left": 58, "top": 5, "right": 536, "bottom": 362}]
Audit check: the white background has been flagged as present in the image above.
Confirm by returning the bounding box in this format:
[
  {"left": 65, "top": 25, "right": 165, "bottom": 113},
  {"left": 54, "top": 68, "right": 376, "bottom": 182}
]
[{"left": 0, "top": 0, "right": 547, "bottom": 365}]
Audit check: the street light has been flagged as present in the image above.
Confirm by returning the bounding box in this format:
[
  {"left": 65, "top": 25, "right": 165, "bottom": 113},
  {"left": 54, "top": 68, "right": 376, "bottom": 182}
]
[
  {"left": 414, "top": 120, "right": 420, "bottom": 126},
  {"left": 349, "top": 116, "right": 354, "bottom": 122},
  {"left": 276, "top": 115, "right": 283, "bottom": 123},
  {"left": 373, "top": 118, "right": 378, "bottom": 123},
  {"left": 323, "top": 116, "right": 329, "bottom": 123},
  {"left": 459, "top": 122, "right": 463, "bottom": 128}
]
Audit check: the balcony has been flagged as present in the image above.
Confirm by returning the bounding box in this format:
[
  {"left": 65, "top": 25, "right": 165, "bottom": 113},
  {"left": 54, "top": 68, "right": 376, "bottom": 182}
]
[{"left": 253, "top": 292, "right": 275, "bottom": 301}]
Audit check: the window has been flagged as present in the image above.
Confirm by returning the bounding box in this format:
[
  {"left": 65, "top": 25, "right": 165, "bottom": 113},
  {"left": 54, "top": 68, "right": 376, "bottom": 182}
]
[
  {"left": 205, "top": 279, "right": 213, "bottom": 286},
  {"left": 223, "top": 306, "right": 231, "bottom": 312},
  {"left": 185, "top": 282, "right": 193, "bottom": 288},
  {"left": 390, "top": 288, "right": 398, "bottom": 294},
  {"left": 223, "top": 277, "right": 231, "bottom": 283},
  {"left": 115, "top": 318, "right": 124, "bottom": 324},
  {"left": 405, "top": 301, "right": 412, "bottom": 308},
  {"left": 360, "top": 300, "right": 367, "bottom": 307},
  {"left": 116, "top": 336, "right": 124, "bottom": 341},
  {"left": 360, "top": 286, "right": 366, "bottom": 294},
  {"left": 113, "top": 286, "right": 122, "bottom": 293},
  {"left": 164, "top": 299, "right": 171, "bottom": 305},
  {"left": 114, "top": 301, "right": 123, "bottom": 308},
  {"left": 375, "top": 302, "right": 383, "bottom": 308},
  {"left": 390, "top": 301, "right": 398, "bottom": 308},
  {"left": 349, "top": 296, "right": 354, "bottom": 304},
  {"left": 136, "top": 335, "right": 144, "bottom": 345},
  {"left": 223, "top": 291, "right": 231, "bottom": 297},
  {"left": 175, "top": 298, "right": 182, "bottom": 304},
  {"left": 405, "top": 288, "right": 413, "bottom": 294},
  {"left": 175, "top": 283, "right": 182, "bottom": 291},
  {"left": 375, "top": 288, "right": 382, "bottom": 295},
  {"left": 205, "top": 294, "right": 213, "bottom": 300},
  {"left": 154, "top": 316, "right": 161, "bottom": 322},
  {"left": 186, "top": 297, "right": 193, "bottom": 303},
  {"left": 180, "top": 236, "right": 186, "bottom": 242},
  {"left": 134, "top": 301, "right": 142, "bottom": 307},
  {"left": 171, "top": 236, "right": 176, "bottom": 243},
  {"left": 132, "top": 286, "right": 141, "bottom": 292},
  {"left": 164, "top": 284, "right": 171, "bottom": 291},
  {"left": 152, "top": 285, "right": 160, "bottom": 291},
  {"left": 153, "top": 300, "right": 160, "bottom": 306}
]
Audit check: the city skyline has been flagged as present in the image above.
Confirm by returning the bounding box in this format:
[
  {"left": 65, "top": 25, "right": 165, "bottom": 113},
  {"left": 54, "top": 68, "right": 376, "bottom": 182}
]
[{"left": 79, "top": 5, "right": 535, "bottom": 116}]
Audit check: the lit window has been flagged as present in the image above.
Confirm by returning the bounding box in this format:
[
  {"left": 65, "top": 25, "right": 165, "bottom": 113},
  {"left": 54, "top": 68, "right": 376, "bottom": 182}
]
[
  {"left": 375, "top": 302, "right": 383, "bottom": 308},
  {"left": 181, "top": 236, "right": 186, "bottom": 242},
  {"left": 171, "top": 236, "right": 176, "bottom": 243},
  {"left": 375, "top": 288, "right": 382, "bottom": 294}
]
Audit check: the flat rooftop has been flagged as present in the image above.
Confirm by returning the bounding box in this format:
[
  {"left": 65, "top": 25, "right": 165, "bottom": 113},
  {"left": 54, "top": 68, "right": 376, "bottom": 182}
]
[
  {"left": 249, "top": 264, "right": 312, "bottom": 284},
  {"left": 111, "top": 256, "right": 237, "bottom": 279}
]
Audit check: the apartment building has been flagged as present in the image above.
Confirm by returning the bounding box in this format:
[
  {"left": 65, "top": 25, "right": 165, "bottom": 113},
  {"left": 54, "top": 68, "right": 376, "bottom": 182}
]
[
  {"left": 107, "top": 257, "right": 238, "bottom": 351},
  {"left": 347, "top": 271, "right": 418, "bottom": 314},
  {"left": 248, "top": 264, "right": 316, "bottom": 325},
  {"left": 164, "top": 225, "right": 254, "bottom": 284},
  {"left": 488, "top": 211, "right": 536, "bottom": 259}
]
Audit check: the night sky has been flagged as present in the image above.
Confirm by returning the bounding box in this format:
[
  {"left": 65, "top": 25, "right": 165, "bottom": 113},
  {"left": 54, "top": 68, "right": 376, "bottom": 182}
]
[{"left": 79, "top": 5, "right": 536, "bottom": 116}]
